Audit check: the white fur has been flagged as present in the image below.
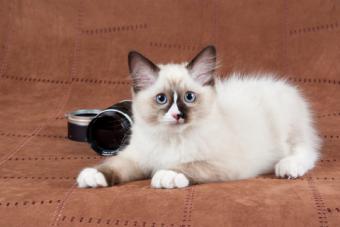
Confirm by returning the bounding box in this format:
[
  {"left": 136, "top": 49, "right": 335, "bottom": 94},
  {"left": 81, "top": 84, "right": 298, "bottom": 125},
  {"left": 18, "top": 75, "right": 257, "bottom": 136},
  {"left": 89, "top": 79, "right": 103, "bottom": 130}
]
[
  {"left": 123, "top": 71, "right": 320, "bottom": 182},
  {"left": 151, "top": 170, "right": 189, "bottom": 188},
  {"left": 77, "top": 63, "right": 321, "bottom": 188},
  {"left": 77, "top": 168, "right": 108, "bottom": 188}
]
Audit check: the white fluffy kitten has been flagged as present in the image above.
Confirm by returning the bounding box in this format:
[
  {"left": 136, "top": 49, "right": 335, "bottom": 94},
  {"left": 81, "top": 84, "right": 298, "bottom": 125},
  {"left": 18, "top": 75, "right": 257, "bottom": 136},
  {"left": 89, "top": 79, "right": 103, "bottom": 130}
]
[{"left": 77, "top": 46, "right": 320, "bottom": 189}]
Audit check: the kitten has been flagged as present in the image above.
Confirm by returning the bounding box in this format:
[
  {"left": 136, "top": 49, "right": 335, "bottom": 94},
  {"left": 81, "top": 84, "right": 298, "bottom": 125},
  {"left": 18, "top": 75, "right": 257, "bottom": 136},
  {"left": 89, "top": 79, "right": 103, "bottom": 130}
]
[{"left": 77, "top": 46, "right": 321, "bottom": 189}]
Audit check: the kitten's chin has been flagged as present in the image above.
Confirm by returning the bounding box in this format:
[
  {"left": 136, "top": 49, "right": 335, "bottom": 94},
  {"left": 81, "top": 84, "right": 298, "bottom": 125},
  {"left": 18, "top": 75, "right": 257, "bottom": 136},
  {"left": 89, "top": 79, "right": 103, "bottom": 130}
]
[
  {"left": 161, "top": 119, "right": 185, "bottom": 126},
  {"left": 166, "top": 122, "right": 192, "bottom": 134},
  {"left": 157, "top": 119, "right": 188, "bottom": 132}
]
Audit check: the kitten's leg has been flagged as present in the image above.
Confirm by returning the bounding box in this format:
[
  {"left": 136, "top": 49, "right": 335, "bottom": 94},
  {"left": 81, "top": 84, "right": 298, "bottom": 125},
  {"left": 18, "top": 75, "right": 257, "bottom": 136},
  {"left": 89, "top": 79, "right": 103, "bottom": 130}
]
[
  {"left": 275, "top": 111, "right": 321, "bottom": 179},
  {"left": 151, "top": 161, "right": 221, "bottom": 189},
  {"left": 77, "top": 155, "right": 146, "bottom": 188},
  {"left": 275, "top": 142, "right": 320, "bottom": 179}
]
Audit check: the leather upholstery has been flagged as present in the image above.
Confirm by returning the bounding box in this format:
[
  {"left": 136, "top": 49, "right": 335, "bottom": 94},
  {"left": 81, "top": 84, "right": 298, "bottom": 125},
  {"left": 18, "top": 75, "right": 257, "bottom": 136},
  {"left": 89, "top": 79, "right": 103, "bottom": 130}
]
[{"left": 0, "top": 0, "right": 339, "bottom": 226}]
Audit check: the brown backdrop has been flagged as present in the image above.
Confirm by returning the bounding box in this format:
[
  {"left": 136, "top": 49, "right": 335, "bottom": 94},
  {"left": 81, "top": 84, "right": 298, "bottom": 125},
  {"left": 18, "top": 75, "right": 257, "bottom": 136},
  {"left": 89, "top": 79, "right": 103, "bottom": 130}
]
[{"left": 0, "top": 0, "right": 339, "bottom": 226}]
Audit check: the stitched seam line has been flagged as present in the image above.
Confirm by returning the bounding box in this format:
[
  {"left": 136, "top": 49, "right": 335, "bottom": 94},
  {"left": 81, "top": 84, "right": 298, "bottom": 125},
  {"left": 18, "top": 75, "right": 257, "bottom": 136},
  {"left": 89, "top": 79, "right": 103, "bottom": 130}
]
[
  {"left": 0, "top": 176, "right": 76, "bottom": 180},
  {"left": 150, "top": 42, "right": 199, "bottom": 51},
  {"left": 0, "top": 199, "right": 62, "bottom": 208},
  {"left": 181, "top": 187, "right": 194, "bottom": 227},
  {"left": 59, "top": 215, "right": 175, "bottom": 226},
  {"left": 288, "top": 77, "right": 340, "bottom": 85},
  {"left": 0, "top": 74, "right": 70, "bottom": 84},
  {"left": 81, "top": 23, "right": 148, "bottom": 35},
  {"left": 283, "top": 0, "right": 288, "bottom": 74},
  {"left": 71, "top": 77, "right": 131, "bottom": 85},
  {"left": 257, "top": 176, "right": 336, "bottom": 180},
  {"left": 0, "top": 132, "right": 67, "bottom": 139},
  {"left": 0, "top": 75, "right": 131, "bottom": 85},
  {"left": 307, "top": 177, "right": 329, "bottom": 227},
  {"left": 0, "top": 2, "right": 12, "bottom": 77},
  {"left": 7, "top": 156, "right": 103, "bottom": 161},
  {"left": 290, "top": 21, "right": 338, "bottom": 36},
  {"left": 49, "top": 3, "right": 83, "bottom": 225},
  {"left": 316, "top": 112, "right": 340, "bottom": 118},
  {"left": 0, "top": 127, "right": 42, "bottom": 166},
  {"left": 50, "top": 183, "right": 77, "bottom": 226}
]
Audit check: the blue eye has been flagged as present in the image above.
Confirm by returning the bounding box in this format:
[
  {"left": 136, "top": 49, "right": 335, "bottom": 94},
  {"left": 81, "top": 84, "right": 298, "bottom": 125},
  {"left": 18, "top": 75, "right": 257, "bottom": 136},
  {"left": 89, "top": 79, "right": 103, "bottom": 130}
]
[
  {"left": 184, "top": 91, "right": 196, "bottom": 103},
  {"left": 156, "top": 93, "right": 167, "bottom": 104}
]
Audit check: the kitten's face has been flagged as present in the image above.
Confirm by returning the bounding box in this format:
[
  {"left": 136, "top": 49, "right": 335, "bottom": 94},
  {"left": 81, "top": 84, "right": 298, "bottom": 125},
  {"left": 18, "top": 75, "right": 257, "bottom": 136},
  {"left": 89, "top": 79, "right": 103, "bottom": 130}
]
[
  {"left": 134, "top": 65, "right": 215, "bottom": 129},
  {"left": 128, "top": 46, "right": 217, "bottom": 131}
]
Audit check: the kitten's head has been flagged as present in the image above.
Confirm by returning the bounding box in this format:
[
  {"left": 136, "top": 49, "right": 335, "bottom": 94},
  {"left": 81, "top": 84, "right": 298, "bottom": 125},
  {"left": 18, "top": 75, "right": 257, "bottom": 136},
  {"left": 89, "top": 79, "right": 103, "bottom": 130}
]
[{"left": 128, "top": 46, "right": 217, "bottom": 131}]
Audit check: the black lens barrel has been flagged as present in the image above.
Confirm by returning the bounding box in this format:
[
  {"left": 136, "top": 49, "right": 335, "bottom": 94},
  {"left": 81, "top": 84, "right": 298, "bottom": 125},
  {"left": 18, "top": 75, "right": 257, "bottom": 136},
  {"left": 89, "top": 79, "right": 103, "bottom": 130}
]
[{"left": 87, "top": 101, "right": 133, "bottom": 156}]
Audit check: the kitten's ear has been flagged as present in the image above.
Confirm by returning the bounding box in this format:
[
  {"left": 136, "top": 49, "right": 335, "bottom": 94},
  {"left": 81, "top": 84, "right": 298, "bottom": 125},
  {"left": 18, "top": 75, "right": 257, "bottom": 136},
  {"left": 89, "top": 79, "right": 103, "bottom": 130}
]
[
  {"left": 186, "top": 45, "right": 216, "bottom": 86},
  {"left": 128, "top": 51, "right": 160, "bottom": 93}
]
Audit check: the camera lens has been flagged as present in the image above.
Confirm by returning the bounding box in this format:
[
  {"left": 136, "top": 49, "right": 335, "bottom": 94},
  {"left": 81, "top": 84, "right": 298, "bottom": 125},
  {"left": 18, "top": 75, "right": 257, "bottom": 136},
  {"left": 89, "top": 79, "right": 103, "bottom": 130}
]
[
  {"left": 67, "top": 109, "right": 102, "bottom": 142},
  {"left": 87, "top": 101, "right": 133, "bottom": 156},
  {"left": 90, "top": 115, "right": 130, "bottom": 151}
]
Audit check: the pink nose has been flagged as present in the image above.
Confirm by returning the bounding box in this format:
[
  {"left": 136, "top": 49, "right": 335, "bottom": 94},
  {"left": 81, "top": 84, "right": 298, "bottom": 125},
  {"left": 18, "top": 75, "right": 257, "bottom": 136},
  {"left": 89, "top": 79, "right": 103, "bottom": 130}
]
[{"left": 171, "top": 113, "right": 181, "bottom": 120}]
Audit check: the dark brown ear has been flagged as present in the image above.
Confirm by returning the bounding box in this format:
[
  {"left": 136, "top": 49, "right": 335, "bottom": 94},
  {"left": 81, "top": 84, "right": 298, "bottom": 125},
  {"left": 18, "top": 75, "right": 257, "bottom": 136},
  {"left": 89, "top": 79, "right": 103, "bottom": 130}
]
[
  {"left": 186, "top": 45, "right": 216, "bottom": 86},
  {"left": 128, "top": 51, "right": 160, "bottom": 93}
]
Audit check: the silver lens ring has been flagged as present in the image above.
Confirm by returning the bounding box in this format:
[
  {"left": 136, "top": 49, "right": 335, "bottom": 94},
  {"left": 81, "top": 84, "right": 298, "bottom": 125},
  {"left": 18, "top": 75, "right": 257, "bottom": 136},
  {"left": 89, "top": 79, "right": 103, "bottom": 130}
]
[{"left": 67, "top": 109, "right": 102, "bottom": 126}]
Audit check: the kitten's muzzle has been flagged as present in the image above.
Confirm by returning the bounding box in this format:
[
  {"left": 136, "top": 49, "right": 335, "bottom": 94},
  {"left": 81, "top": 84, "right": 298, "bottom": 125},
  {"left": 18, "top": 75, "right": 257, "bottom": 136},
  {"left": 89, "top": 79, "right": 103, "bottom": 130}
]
[{"left": 172, "top": 112, "right": 184, "bottom": 121}]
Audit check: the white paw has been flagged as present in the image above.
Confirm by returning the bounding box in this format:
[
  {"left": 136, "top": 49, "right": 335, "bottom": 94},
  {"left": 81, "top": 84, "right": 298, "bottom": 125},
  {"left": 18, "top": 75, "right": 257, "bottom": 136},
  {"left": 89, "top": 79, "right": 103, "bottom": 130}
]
[
  {"left": 151, "top": 170, "right": 189, "bottom": 189},
  {"left": 77, "top": 168, "right": 108, "bottom": 188},
  {"left": 275, "top": 157, "right": 310, "bottom": 179}
]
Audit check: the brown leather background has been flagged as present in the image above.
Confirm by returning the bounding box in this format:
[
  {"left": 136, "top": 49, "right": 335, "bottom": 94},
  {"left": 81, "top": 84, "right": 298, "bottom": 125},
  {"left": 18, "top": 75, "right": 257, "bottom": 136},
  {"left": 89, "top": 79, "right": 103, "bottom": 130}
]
[{"left": 0, "top": 0, "right": 339, "bottom": 226}]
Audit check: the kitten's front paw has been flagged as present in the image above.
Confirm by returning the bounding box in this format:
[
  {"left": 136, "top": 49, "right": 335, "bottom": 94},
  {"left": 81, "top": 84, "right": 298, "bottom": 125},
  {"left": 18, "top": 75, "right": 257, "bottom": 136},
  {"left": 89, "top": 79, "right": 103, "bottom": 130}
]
[
  {"left": 151, "top": 170, "right": 189, "bottom": 189},
  {"left": 77, "top": 168, "right": 108, "bottom": 188},
  {"left": 275, "top": 157, "right": 309, "bottom": 179}
]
